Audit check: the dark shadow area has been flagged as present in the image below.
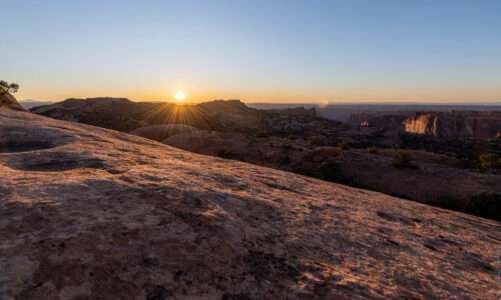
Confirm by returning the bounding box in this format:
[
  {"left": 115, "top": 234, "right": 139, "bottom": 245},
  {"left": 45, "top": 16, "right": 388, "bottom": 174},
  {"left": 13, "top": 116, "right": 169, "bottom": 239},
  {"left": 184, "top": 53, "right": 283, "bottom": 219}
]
[
  {"left": 0, "top": 126, "right": 74, "bottom": 153},
  {"left": 4, "top": 151, "right": 110, "bottom": 172},
  {"left": 0, "top": 140, "right": 57, "bottom": 153}
]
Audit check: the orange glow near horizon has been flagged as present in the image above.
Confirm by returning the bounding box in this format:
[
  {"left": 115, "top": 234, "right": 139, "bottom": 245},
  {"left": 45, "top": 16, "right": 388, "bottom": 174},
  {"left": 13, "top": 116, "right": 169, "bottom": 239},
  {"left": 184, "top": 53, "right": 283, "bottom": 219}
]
[{"left": 11, "top": 84, "right": 501, "bottom": 105}]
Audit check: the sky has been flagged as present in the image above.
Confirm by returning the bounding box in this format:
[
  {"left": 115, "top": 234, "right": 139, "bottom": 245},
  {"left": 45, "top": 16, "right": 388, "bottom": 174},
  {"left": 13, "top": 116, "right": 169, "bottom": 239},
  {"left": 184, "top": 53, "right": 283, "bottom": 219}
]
[{"left": 2, "top": 0, "right": 501, "bottom": 103}]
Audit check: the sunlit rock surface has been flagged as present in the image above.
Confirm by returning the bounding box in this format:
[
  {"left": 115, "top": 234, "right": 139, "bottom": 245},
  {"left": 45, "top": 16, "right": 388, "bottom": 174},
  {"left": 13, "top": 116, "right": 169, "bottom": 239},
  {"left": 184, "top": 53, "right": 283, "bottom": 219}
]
[
  {"left": 0, "top": 108, "right": 500, "bottom": 299},
  {"left": 404, "top": 111, "right": 501, "bottom": 140}
]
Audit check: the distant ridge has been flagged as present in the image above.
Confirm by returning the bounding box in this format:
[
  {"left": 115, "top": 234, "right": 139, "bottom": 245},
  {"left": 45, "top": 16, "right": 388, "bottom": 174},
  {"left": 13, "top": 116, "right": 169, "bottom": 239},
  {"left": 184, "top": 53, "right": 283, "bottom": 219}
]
[{"left": 19, "top": 100, "right": 55, "bottom": 109}]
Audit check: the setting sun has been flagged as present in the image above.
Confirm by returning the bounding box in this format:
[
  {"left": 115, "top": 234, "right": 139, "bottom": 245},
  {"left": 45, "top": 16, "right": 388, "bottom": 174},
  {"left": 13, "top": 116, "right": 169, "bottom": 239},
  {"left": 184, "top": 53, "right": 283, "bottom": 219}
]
[{"left": 174, "top": 91, "right": 186, "bottom": 102}]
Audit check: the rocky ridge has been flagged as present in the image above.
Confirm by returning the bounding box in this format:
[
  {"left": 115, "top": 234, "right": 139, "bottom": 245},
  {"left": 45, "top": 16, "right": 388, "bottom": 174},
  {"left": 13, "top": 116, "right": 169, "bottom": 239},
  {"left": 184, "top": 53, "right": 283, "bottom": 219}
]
[{"left": 30, "top": 98, "right": 341, "bottom": 136}]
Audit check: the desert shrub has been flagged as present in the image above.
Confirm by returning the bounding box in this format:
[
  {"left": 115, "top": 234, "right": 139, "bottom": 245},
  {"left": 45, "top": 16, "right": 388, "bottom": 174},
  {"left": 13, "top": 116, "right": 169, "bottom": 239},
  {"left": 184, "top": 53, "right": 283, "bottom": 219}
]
[
  {"left": 366, "top": 146, "right": 378, "bottom": 154},
  {"left": 254, "top": 128, "right": 268, "bottom": 138},
  {"left": 338, "top": 140, "right": 350, "bottom": 150},
  {"left": 467, "top": 193, "right": 501, "bottom": 221},
  {"left": 308, "top": 136, "right": 324, "bottom": 146},
  {"left": 478, "top": 153, "right": 500, "bottom": 170},
  {"left": 392, "top": 151, "right": 415, "bottom": 169}
]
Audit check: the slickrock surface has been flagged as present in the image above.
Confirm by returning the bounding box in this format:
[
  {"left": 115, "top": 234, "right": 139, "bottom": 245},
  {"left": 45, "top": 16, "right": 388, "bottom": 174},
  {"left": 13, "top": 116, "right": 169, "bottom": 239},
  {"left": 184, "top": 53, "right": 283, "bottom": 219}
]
[{"left": 0, "top": 108, "right": 500, "bottom": 299}]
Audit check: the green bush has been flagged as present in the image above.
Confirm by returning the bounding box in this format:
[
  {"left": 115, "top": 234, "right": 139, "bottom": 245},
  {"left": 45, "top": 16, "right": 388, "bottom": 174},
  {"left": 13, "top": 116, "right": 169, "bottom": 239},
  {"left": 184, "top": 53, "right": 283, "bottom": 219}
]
[
  {"left": 392, "top": 151, "right": 414, "bottom": 169},
  {"left": 366, "top": 146, "right": 378, "bottom": 154},
  {"left": 478, "top": 153, "right": 500, "bottom": 170},
  {"left": 308, "top": 136, "right": 324, "bottom": 146},
  {"left": 338, "top": 140, "right": 350, "bottom": 150},
  {"left": 254, "top": 128, "right": 268, "bottom": 138}
]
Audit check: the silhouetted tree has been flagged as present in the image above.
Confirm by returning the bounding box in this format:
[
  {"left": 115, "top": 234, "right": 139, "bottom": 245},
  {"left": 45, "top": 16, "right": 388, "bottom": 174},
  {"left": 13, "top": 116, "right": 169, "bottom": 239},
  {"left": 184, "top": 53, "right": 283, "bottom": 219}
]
[{"left": 0, "top": 81, "right": 19, "bottom": 95}]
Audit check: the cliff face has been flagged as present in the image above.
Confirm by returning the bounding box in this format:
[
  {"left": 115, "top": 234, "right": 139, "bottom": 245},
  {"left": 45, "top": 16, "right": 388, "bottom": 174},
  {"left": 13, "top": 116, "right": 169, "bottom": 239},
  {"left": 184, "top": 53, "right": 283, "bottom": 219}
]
[
  {"left": 0, "top": 92, "right": 25, "bottom": 111},
  {"left": 404, "top": 111, "right": 501, "bottom": 139},
  {"left": 0, "top": 108, "right": 500, "bottom": 299},
  {"left": 404, "top": 114, "right": 440, "bottom": 136}
]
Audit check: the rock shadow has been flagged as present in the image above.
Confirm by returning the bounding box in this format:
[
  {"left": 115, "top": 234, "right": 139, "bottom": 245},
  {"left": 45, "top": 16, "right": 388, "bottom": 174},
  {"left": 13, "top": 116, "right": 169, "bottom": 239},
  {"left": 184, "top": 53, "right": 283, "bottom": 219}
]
[
  {"left": 0, "top": 126, "right": 74, "bottom": 154},
  {"left": 4, "top": 151, "right": 110, "bottom": 172}
]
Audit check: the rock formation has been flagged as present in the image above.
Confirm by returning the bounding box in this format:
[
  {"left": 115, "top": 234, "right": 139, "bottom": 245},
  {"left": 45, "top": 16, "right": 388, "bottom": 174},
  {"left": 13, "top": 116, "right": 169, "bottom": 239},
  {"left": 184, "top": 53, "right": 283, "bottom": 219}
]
[
  {"left": 0, "top": 92, "right": 25, "bottom": 111},
  {"left": 0, "top": 108, "right": 500, "bottom": 299},
  {"left": 404, "top": 111, "right": 501, "bottom": 140}
]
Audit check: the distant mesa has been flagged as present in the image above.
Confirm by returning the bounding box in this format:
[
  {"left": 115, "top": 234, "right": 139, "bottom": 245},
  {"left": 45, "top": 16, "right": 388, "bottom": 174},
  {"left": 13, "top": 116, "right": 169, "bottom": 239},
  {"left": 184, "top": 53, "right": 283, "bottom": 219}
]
[
  {"left": 197, "top": 99, "right": 251, "bottom": 113},
  {"left": 31, "top": 97, "right": 322, "bottom": 133}
]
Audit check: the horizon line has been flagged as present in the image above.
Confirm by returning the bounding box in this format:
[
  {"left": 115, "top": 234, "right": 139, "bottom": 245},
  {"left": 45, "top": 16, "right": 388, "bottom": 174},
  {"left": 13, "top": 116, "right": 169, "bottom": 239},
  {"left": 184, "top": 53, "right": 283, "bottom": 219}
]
[{"left": 19, "top": 98, "right": 501, "bottom": 106}]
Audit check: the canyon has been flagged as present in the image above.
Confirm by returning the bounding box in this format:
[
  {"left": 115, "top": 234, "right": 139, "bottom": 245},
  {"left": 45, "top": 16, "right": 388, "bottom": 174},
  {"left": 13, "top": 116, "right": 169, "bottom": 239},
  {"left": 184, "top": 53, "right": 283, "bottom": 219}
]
[{"left": 30, "top": 98, "right": 501, "bottom": 220}]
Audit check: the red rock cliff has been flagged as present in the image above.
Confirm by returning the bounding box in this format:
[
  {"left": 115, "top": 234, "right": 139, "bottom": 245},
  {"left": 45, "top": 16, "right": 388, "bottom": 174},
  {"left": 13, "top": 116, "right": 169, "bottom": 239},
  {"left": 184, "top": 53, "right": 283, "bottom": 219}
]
[{"left": 404, "top": 111, "right": 501, "bottom": 139}]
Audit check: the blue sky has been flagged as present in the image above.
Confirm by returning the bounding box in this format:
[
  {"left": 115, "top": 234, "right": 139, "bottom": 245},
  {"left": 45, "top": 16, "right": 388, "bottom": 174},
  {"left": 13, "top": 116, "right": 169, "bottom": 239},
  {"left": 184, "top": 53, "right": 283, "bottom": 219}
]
[{"left": 2, "top": 0, "right": 501, "bottom": 103}]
